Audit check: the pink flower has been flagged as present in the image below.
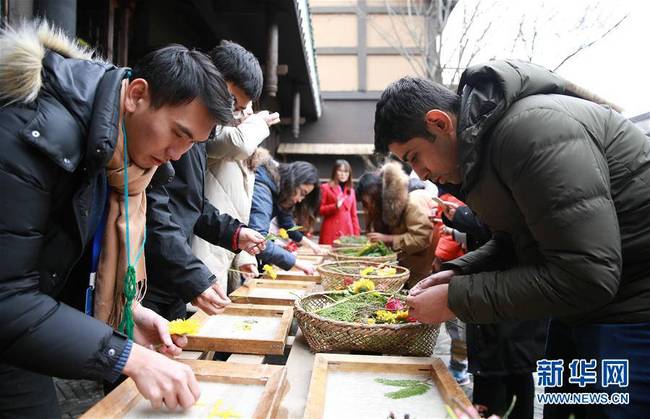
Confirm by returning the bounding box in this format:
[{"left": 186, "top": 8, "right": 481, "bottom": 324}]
[
  {"left": 343, "top": 277, "right": 355, "bottom": 286},
  {"left": 385, "top": 297, "right": 405, "bottom": 311}
]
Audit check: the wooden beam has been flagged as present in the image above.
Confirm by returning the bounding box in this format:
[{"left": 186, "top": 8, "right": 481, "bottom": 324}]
[{"left": 276, "top": 142, "right": 374, "bottom": 155}]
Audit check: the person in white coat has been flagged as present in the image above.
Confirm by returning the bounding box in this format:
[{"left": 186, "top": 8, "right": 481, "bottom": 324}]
[{"left": 192, "top": 41, "right": 279, "bottom": 292}]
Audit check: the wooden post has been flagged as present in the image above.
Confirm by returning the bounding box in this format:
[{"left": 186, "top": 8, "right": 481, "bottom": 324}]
[
  {"left": 1, "top": 0, "right": 9, "bottom": 26},
  {"left": 292, "top": 91, "right": 301, "bottom": 139},
  {"left": 265, "top": 19, "right": 279, "bottom": 98},
  {"left": 106, "top": 0, "right": 115, "bottom": 62},
  {"left": 117, "top": 0, "right": 130, "bottom": 66}
]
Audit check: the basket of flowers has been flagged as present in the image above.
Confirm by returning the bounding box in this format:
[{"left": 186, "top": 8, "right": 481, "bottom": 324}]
[
  {"left": 332, "top": 235, "right": 368, "bottom": 248},
  {"left": 294, "top": 279, "right": 439, "bottom": 356},
  {"left": 329, "top": 241, "right": 397, "bottom": 263},
  {"left": 317, "top": 261, "right": 409, "bottom": 292}
]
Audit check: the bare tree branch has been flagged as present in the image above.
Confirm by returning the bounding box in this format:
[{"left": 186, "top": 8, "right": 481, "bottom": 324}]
[{"left": 553, "top": 13, "right": 629, "bottom": 71}]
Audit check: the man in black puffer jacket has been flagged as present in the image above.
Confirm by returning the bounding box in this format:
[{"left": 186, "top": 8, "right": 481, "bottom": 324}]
[
  {"left": 0, "top": 21, "right": 233, "bottom": 416},
  {"left": 375, "top": 60, "right": 650, "bottom": 418}
]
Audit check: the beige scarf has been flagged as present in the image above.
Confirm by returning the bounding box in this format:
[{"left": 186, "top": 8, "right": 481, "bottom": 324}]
[{"left": 94, "top": 82, "right": 157, "bottom": 328}]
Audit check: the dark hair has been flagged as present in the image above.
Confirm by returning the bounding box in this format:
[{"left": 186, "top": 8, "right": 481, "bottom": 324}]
[
  {"left": 278, "top": 161, "right": 320, "bottom": 212},
  {"left": 131, "top": 44, "right": 233, "bottom": 126},
  {"left": 209, "top": 40, "right": 263, "bottom": 101},
  {"left": 356, "top": 171, "right": 385, "bottom": 232},
  {"left": 330, "top": 159, "right": 353, "bottom": 191},
  {"left": 374, "top": 76, "right": 460, "bottom": 153}
]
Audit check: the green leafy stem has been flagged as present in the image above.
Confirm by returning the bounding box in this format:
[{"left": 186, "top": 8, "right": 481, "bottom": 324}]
[{"left": 374, "top": 378, "right": 432, "bottom": 399}]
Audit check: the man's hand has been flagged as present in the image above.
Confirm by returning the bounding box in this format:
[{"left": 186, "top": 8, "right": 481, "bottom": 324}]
[
  {"left": 238, "top": 228, "right": 266, "bottom": 255},
  {"left": 294, "top": 259, "right": 315, "bottom": 275},
  {"left": 409, "top": 270, "right": 455, "bottom": 297},
  {"left": 192, "top": 283, "right": 231, "bottom": 315},
  {"left": 132, "top": 304, "right": 186, "bottom": 357},
  {"left": 367, "top": 232, "right": 393, "bottom": 245},
  {"left": 405, "top": 284, "right": 455, "bottom": 324},
  {"left": 124, "top": 343, "right": 201, "bottom": 411},
  {"left": 238, "top": 263, "right": 259, "bottom": 281},
  {"left": 257, "top": 110, "right": 281, "bottom": 127}
]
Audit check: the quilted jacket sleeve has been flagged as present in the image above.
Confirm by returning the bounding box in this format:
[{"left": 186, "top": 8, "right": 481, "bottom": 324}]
[
  {"left": 0, "top": 130, "right": 128, "bottom": 381},
  {"left": 448, "top": 108, "right": 621, "bottom": 323}
]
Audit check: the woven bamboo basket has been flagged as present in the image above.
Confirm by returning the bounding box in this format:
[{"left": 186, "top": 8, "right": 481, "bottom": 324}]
[
  {"left": 317, "top": 261, "right": 409, "bottom": 292},
  {"left": 294, "top": 292, "right": 439, "bottom": 356},
  {"left": 329, "top": 246, "right": 398, "bottom": 263}
]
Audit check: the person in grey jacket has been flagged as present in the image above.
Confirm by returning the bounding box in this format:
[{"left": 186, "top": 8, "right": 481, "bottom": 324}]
[
  {"left": 374, "top": 61, "right": 650, "bottom": 418},
  {"left": 0, "top": 21, "right": 233, "bottom": 416}
]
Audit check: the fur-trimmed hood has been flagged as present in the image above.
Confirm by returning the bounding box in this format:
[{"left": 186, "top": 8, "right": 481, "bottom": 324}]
[
  {"left": 381, "top": 161, "right": 410, "bottom": 228},
  {"left": 253, "top": 148, "right": 281, "bottom": 188},
  {"left": 0, "top": 20, "right": 125, "bottom": 174},
  {"left": 247, "top": 147, "right": 274, "bottom": 174},
  {"left": 0, "top": 20, "right": 100, "bottom": 105}
]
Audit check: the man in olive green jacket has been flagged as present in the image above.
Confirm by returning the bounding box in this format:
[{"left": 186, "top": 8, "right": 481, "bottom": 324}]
[{"left": 374, "top": 60, "right": 650, "bottom": 418}]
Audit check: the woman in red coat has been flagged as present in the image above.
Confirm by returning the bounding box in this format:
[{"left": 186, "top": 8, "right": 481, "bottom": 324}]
[{"left": 319, "top": 160, "right": 361, "bottom": 244}]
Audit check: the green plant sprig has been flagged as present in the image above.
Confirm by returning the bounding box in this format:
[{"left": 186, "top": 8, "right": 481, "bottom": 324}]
[{"left": 374, "top": 378, "right": 432, "bottom": 399}]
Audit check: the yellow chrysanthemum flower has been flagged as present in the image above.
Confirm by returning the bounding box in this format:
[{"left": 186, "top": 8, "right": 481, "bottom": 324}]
[
  {"left": 395, "top": 310, "right": 409, "bottom": 321},
  {"left": 263, "top": 264, "right": 277, "bottom": 279},
  {"left": 278, "top": 228, "right": 289, "bottom": 239},
  {"left": 366, "top": 318, "right": 376, "bottom": 325},
  {"left": 374, "top": 309, "right": 397, "bottom": 324},
  {"left": 351, "top": 278, "right": 375, "bottom": 293},
  {"left": 168, "top": 318, "right": 201, "bottom": 336},
  {"left": 360, "top": 266, "right": 376, "bottom": 276}
]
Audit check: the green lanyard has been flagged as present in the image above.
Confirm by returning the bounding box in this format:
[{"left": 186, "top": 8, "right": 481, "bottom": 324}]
[{"left": 118, "top": 120, "right": 146, "bottom": 339}]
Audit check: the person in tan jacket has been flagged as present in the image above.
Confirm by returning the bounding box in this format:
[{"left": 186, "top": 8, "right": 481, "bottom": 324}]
[{"left": 357, "top": 162, "right": 437, "bottom": 287}]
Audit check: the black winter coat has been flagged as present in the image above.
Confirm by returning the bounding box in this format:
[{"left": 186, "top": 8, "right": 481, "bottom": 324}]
[
  {"left": 0, "top": 40, "right": 130, "bottom": 378},
  {"left": 445, "top": 60, "right": 650, "bottom": 326},
  {"left": 144, "top": 142, "right": 242, "bottom": 311}
]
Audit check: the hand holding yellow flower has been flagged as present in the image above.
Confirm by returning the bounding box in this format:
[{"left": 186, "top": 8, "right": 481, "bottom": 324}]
[{"left": 265, "top": 225, "right": 303, "bottom": 241}]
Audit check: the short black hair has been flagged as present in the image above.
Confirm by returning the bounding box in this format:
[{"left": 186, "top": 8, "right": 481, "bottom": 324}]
[
  {"left": 209, "top": 40, "right": 263, "bottom": 101},
  {"left": 131, "top": 44, "right": 233, "bottom": 126},
  {"left": 374, "top": 76, "right": 460, "bottom": 153}
]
